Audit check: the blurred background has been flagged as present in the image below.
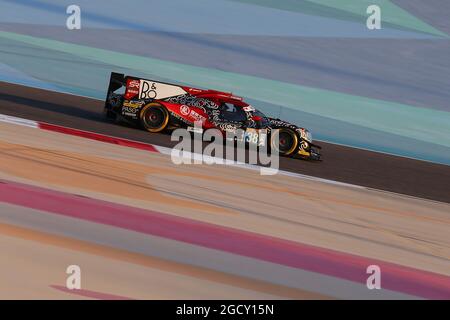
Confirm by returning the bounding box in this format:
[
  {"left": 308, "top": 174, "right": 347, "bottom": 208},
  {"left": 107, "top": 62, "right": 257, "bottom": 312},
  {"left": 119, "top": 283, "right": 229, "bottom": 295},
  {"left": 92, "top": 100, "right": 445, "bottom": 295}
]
[{"left": 1, "top": 0, "right": 449, "bottom": 164}]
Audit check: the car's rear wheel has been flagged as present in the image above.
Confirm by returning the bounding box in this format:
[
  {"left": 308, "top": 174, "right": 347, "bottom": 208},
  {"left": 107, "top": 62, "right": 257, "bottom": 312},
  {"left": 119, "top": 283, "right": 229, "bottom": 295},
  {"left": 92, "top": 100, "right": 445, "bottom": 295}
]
[
  {"left": 270, "top": 128, "right": 299, "bottom": 157},
  {"left": 140, "top": 103, "right": 170, "bottom": 133}
]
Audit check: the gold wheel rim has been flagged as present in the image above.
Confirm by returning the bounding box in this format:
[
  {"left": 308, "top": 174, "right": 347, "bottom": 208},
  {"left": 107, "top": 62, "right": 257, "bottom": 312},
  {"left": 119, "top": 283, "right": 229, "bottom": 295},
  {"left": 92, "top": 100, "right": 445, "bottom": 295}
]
[
  {"left": 141, "top": 104, "right": 169, "bottom": 133},
  {"left": 271, "top": 129, "right": 298, "bottom": 156}
]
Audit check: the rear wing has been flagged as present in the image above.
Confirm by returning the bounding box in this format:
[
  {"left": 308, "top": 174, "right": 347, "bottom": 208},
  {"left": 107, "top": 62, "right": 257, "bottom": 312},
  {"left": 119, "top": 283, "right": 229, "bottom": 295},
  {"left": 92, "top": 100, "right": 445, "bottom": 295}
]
[
  {"left": 105, "top": 72, "right": 188, "bottom": 103},
  {"left": 104, "top": 72, "right": 126, "bottom": 111},
  {"left": 106, "top": 72, "right": 125, "bottom": 94},
  {"left": 104, "top": 72, "right": 243, "bottom": 110}
]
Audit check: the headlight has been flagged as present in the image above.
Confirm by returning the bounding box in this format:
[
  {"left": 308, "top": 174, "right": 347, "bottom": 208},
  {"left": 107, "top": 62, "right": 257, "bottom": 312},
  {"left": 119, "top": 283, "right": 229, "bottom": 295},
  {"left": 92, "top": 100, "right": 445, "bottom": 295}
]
[
  {"left": 306, "top": 130, "right": 312, "bottom": 143},
  {"left": 298, "top": 129, "right": 312, "bottom": 143}
]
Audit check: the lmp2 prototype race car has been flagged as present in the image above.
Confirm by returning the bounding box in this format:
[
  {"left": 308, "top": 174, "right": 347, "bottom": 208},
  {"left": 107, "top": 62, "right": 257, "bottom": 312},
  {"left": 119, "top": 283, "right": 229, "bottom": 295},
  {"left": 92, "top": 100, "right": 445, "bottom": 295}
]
[{"left": 104, "top": 72, "right": 321, "bottom": 160}]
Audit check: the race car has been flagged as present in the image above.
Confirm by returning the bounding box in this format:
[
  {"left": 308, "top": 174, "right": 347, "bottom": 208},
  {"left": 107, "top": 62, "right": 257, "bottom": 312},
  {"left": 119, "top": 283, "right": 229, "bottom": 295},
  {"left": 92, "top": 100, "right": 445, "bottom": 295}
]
[{"left": 104, "top": 72, "right": 321, "bottom": 160}]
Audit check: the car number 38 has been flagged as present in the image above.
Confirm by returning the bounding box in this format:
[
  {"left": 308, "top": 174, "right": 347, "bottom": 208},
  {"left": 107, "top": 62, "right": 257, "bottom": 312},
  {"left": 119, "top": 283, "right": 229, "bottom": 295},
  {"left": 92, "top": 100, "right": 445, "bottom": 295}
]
[{"left": 238, "top": 129, "right": 267, "bottom": 147}]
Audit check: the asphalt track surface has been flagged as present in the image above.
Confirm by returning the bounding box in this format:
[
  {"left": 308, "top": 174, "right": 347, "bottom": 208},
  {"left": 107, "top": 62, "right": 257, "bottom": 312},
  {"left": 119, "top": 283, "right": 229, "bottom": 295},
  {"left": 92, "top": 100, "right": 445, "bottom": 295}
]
[{"left": 1, "top": 81, "right": 449, "bottom": 203}]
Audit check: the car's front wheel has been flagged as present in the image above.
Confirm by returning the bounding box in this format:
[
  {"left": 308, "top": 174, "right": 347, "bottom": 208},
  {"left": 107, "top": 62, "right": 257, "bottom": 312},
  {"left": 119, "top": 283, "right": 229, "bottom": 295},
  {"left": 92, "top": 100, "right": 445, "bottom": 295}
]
[
  {"left": 140, "top": 103, "right": 170, "bottom": 133},
  {"left": 270, "top": 128, "right": 299, "bottom": 157}
]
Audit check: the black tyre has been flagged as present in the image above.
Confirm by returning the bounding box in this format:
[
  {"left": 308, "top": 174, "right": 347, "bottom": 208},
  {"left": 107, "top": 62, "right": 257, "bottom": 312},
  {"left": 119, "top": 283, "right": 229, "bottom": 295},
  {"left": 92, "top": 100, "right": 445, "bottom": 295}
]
[
  {"left": 140, "top": 103, "right": 170, "bottom": 133},
  {"left": 270, "top": 128, "right": 299, "bottom": 157}
]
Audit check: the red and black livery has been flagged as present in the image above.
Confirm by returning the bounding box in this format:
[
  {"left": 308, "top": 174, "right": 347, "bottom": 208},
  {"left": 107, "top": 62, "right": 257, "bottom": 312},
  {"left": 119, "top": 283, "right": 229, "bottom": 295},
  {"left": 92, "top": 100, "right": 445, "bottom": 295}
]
[{"left": 104, "top": 72, "right": 321, "bottom": 159}]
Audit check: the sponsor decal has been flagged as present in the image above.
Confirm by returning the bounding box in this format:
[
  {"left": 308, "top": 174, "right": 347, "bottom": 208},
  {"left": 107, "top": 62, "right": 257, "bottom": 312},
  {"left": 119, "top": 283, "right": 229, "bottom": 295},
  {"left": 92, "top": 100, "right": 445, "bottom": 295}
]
[
  {"left": 140, "top": 80, "right": 157, "bottom": 99},
  {"left": 139, "top": 80, "right": 187, "bottom": 100},
  {"left": 123, "top": 100, "right": 143, "bottom": 108},
  {"left": 179, "top": 105, "right": 206, "bottom": 123},
  {"left": 180, "top": 105, "right": 190, "bottom": 116},
  {"left": 128, "top": 79, "right": 140, "bottom": 89},
  {"left": 122, "top": 107, "right": 138, "bottom": 114},
  {"left": 125, "top": 79, "right": 140, "bottom": 100},
  {"left": 122, "top": 100, "right": 143, "bottom": 118},
  {"left": 122, "top": 108, "right": 139, "bottom": 118},
  {"left": 189, "top": 110, "right": 206, "bottom": 123}
]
